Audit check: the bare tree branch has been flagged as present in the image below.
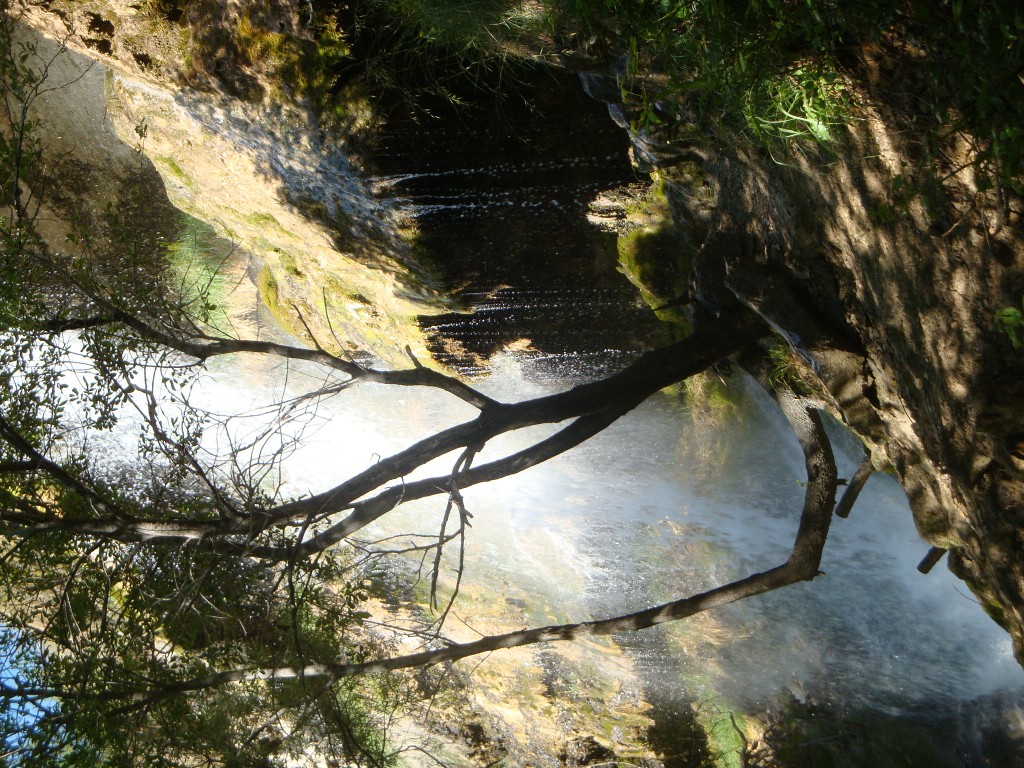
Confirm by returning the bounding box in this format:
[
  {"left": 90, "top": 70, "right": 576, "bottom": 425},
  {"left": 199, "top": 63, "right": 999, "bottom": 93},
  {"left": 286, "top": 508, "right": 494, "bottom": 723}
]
[
  {"left": 266, "top": 310, "right": 765, "bottom": 526},
  {"left": 0, "top": 311, "right": 766, "bottom": 557},
  {"left": 115, "top": 311, "right": 498, "bottom": 410},
  {"left": 834, "top": 455, "right": 874, "bottom": 519},
  {"left": 104, "top": 369, "right": 838, "bottom": 706}
]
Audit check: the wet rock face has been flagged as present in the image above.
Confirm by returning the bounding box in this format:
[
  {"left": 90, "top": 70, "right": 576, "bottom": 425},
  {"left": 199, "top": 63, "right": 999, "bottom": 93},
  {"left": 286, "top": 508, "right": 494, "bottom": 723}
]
[{"left": 616, "top": 69, "right": 1024, "bottom": 661}]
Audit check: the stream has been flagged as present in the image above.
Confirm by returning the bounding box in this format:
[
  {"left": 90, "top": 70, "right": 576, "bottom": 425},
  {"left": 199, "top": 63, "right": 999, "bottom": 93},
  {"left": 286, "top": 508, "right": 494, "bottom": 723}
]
[
  {"left": 360, "top": 71, "right": 1024, "bottom": 765},
  {"left": 66, "top": 51, "right": 1024, "bottom": 765},
  {"left": 145, "top": 72, "right": 1024, "bottom": 764}
]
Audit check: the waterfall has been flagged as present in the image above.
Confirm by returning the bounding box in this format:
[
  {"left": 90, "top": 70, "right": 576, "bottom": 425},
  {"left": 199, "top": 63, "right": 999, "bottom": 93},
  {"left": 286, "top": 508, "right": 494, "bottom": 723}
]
[
  {"left": 25, "top": 26, "right": 1021, "bottom": 760},
  {"left": 96, "top": 344, "right": 1020, "bottom": 763},
  {"left": 354, "top": 71, "right": 1024, "bottom": 762}
]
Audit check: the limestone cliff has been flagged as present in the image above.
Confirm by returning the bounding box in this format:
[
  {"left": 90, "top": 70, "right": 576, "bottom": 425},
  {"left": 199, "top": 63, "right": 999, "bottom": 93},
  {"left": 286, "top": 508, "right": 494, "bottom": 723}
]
[{"left": 16, "top": 0, "right": 443, "bottom": 367}]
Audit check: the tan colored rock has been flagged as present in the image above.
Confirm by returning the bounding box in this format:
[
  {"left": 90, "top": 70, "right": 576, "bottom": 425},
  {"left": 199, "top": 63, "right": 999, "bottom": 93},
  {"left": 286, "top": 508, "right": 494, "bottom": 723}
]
[{"left": 17, "top": 6, "right": 443, "bottom": 367}]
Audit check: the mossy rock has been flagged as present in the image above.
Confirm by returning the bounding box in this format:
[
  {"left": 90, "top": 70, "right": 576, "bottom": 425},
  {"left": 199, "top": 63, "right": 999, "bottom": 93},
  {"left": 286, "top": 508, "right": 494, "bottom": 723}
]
[
  {"left": 256, "top": 265, "right": 291, "bottom": 332},
  {"left": 616, "top": 180, "right": 693, "bottom": 332},
  {"left": 156, "top": 155, "right": 194, "bottom": 188},
  {"left": 278, "top": 251, "right": 304, "bottom": 278}
]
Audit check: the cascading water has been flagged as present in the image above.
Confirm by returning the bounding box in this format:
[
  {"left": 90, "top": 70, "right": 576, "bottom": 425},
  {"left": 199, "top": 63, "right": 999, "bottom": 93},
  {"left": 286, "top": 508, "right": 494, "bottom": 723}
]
[
  {"left": 359, "top": 69, "right": 1024, "bottom": 764},
  {"left": 50, "top": 47, "right": 1024, "bottom": 763},
  {"left": 92, "top": 342, "right": 1024, "bottom": 765},
  {"left": 62, "top": 200, "right": 1024, "bottom": 760}
]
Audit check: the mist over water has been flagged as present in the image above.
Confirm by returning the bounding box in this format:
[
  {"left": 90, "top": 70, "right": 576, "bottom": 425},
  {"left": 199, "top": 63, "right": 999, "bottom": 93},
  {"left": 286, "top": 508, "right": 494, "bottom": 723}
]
[
  {"left": 70, "top": 315, "right": 1024, "bottom": 763},
  {"left": 183, "top": 341, "right": 1024, "bottom": 703},
  {"left": 359, "top": 74, "right": 1024, "bottom": 761}
]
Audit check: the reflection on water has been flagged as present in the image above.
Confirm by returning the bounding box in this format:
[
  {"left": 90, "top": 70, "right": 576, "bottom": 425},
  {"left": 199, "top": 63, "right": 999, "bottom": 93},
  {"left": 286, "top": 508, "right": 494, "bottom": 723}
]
[
  {"left": 371, "top": 152, "right": 627, "bottom": 219},
  {"left": 420, "top": 287, "right": 646, "bottom": 378}
]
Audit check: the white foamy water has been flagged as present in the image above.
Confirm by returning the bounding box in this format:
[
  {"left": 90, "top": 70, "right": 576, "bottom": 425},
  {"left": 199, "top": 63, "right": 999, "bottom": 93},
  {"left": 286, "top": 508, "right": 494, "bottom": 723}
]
[
  {"left": 69, "top": 337, "right": 1024, "bottom": 756},
  {"left": 191, "top": 350, "right": 1024, "bottom": 693}
]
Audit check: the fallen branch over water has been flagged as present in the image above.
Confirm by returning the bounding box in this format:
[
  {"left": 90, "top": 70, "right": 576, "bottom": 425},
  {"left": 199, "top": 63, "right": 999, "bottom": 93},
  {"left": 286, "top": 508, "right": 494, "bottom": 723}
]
[{"left": 108, "top": 352, "right": 840, "bottom": 707}]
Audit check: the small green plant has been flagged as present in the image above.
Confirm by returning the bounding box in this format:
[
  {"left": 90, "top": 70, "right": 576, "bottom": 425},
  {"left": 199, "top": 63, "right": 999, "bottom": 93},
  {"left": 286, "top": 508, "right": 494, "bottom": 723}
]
[
  {"left": 546, "top": 0, "right": 1023, "bottom": 171},
  {"left": 767, "top": 342, "right": 814, "bottom": 395},
  {"left": 996, "top": 297, "right": 1024, "bottom": 349},
  {"left": 742, "top": 63, "right": 850, "bottom": 146}
]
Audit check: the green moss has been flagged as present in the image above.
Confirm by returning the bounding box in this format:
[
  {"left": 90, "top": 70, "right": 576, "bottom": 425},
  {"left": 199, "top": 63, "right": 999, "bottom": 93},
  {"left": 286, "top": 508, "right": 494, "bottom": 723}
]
[
  {"left": 616, "top": 181, "right": 693, "bottom": 333},
  {"left": 234, "top": 14, "right": 295, "bottom": 67},
  {"left": 983, "top": 597, "right": 1008, "bottom": 627},
  {"left": 156, "top": 155, "right": 193, "bottom": 188},
  {"left": 245, "top": 211, "right": 281, "bottom": 229},
  {"left": 682, "top": 371, "right": 743, "bottom": 422},
  {"left": 278, "top": 251, "right": 304, "bottom": 278},
  {"left": 618, "top": 227, "right": 686, "bottom": 296},
  {"left": 967, "top": 579, "right": 1008, "bottom": 629},
  {"left": 690, "top": 697, "right": 750, "bottom": 768},
  {"left": 256, "top": 265, "right": 290, "bottom": 331},
  {"left": 235, "top": 9, "right": 356, "bottom": 117}
]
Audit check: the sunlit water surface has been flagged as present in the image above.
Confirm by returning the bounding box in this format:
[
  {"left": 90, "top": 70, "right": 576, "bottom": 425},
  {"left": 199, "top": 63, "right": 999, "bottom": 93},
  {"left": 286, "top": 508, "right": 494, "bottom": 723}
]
[
  {"left": 90, "top": 344, "right": 1023, "bottom": 763},
  {"left": 66, "top": 63, "right": 1024, "bottom": 763}
]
